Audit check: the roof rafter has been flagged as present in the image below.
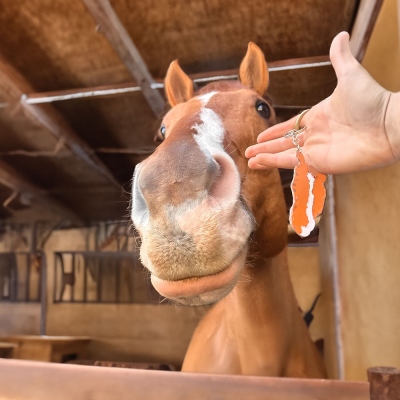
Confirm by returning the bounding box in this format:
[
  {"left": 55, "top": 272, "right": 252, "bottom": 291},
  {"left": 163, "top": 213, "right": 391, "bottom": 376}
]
[
  {"left": 0, "top": 54, "right": 121, "bottom": 189},
  {"left": 82, "top": 0, "right": 166, "bottom": 117},
  {"left": 0, "top": 160, "right": 82, "bottom": 223}
]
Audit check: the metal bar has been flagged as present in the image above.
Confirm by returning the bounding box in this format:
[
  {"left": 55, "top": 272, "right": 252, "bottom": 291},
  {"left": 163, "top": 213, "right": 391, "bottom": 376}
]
[
  {"left": 59, "top": 253, "right": 66, "bottom": 302},
  {"left": 350, "top": 0, "right": 385, "bottom": 61},
  {"left": 25, "top": 253, "right": 30, "bottom": 301},
  {"left": 318, "top": 176, "right": 345, "bottom": 379},
  {"left": 0, "top": 54, "right": 121, "bottom": 189},
  {"left": 40, "top": 252, "right": 47, "bottom": 335},
  {"left": 22, "top": 84, "right": 141, "bottom": 104},
  {"left": 96, "top": 259, "right": 102, "bottom": 303},
  {"left": 115, "top": 259, "right": 120, "bottom": 303},
  {"left": 10, "top": 254, "right": 18, "bottom": 301},
  {"left": 22, "top": 56, "right": 331, "bottom": 105},
  {"left": 0, "top": 262, "right": 4, "bottom": 300},
  {"left": 82, "top": 0, "right": 165, "bottom": 117},
  {"left": 53, "top": 253, "right": 59, "bottom": 303},
  {"left": 71, "top": 253, "right": 75, "bottom": 302},
  {"left": 83, "top": 255, "right": 87, "bottom": 303}
]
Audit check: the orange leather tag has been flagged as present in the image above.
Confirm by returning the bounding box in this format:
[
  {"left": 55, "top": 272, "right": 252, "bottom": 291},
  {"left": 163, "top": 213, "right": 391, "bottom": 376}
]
[{"left": 289, "top": 152, "right": 326, "bottom": 237}]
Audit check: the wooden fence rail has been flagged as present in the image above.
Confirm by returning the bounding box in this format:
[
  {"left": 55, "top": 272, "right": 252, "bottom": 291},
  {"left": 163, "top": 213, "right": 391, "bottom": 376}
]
[{"left": 0, "top": 359, "right": 370, "bottom": 400}]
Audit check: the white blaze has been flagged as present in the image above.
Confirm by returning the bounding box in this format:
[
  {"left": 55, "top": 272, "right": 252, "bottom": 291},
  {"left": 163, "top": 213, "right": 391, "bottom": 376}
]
[
  {"left": 197, "top": 91, "right": 218, "bottom": 106},
  {"left": 192, "top": 92, "right": 225, "bottom": 156}
]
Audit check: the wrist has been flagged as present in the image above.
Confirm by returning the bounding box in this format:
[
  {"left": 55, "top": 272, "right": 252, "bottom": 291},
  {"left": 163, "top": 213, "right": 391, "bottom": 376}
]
[{"left": 385, "top": 91, "right": 400, "bottom": 161}]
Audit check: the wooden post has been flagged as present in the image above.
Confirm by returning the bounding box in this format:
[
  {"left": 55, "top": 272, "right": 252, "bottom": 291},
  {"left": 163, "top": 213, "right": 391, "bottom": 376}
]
[{"left": 368, "top": 367, "right": 400, "bottom": 400}]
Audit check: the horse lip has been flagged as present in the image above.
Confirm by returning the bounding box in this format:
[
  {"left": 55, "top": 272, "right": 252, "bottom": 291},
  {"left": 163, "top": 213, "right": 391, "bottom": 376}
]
[{"left": 151, "top": 247, "right": 247, "bottom": 299}]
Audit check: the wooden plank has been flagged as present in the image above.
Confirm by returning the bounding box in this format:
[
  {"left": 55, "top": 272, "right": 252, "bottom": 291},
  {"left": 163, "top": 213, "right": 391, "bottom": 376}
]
[
  {"left": 82, "top": 0, "right": 165, "bottom": 117},
  {"left": 350, "top": 0, "right": 385, "bottom": 61},
  {"left": 22, "top": 56, "right": 331, "bottom": 104},
  {"left": 0, "top": 55, "right": 120, "bottom": 189},
  {"left": 0, "top": 359, "right": 369, "bottom": 400},
  {"left": 0, "top": 160, "right": 81, "bottom": 223}
]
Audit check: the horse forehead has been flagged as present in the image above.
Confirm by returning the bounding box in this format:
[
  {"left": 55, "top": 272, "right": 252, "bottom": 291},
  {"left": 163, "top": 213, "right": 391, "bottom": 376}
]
[{"left": 164, "top": 89, "right": 252, "bottom": 127}]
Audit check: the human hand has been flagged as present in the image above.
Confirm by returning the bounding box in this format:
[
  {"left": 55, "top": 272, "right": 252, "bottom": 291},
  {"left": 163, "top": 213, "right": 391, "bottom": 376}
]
[{"left": 245, "top": 31, "right": 399, "bottom": 174}]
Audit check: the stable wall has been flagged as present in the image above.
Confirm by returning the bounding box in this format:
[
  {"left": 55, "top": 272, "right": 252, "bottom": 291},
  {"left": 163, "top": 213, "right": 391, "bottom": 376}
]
[
  {"left": 0, "top": 303, "right": 41, "bottom": 336},
  {"left": 46, "top": 303, "right": 207, "bottom": 367},
  {"left": 334, "top": 0, "right": 400, "bottom": 381},
  {"left": 0, "top": 223, "right": 324, "bottom": 369},
  {"left": 43, "top": 229, "right": 323, "bottom": 368},
  {"left": 42, "top": 227, "right": 209, "bottom": 367}
]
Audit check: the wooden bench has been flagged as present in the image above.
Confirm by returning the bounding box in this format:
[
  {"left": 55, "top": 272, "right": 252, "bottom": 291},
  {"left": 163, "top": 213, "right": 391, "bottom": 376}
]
[
  {"left": 0, "top": 335, "right": 90, "bottom": 363},
  {"left": 0, "top": 342, "right": 18, "bottom": 358}
]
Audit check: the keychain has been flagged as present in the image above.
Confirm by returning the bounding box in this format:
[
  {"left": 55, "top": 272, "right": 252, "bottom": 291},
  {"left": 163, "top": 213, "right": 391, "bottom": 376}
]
[{"left": 284, "top": 109, "right": 327, "bottom": 238}]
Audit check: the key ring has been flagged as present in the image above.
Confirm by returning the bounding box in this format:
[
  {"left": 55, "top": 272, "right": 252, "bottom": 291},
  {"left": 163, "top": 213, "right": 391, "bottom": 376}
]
[{"left": 284, "top": 109, "right": 309, "bottom": 151}]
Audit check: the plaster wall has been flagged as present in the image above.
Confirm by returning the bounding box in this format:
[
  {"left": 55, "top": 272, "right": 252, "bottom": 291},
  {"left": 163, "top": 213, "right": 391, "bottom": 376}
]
[
  {"left": 334, "top": 0, "right": 400, "bottom": 380},
  {"left": 0, "top": 303, "right": 41, "bottom": 336}
]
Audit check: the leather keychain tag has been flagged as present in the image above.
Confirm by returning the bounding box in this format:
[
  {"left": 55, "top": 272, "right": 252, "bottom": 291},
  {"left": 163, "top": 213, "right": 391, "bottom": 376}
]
[{"left": 284, "top": 110, "right": 327, "bottom": 237}]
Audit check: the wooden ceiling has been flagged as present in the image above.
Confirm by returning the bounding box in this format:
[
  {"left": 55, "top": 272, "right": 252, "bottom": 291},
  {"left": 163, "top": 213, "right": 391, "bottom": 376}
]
[{"left": 0, "top": 0, "right": 383, "bottom": 225}]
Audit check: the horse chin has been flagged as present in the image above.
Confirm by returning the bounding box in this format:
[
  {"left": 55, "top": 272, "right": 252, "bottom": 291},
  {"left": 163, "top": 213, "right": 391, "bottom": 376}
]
[{"left": 150, "top": 246, "right": 247, "bottom": 306}]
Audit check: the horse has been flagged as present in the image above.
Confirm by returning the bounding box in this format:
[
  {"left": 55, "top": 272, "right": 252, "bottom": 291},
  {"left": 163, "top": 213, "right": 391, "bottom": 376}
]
[{"left": 131, "top": 42, "right": 326, "bottom": 378}]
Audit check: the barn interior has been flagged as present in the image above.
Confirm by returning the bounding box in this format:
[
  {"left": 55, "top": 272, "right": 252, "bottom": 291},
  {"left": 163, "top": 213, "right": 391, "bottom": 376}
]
[{"left": 0, "top": 0, "right": 400, "bottom": 395}]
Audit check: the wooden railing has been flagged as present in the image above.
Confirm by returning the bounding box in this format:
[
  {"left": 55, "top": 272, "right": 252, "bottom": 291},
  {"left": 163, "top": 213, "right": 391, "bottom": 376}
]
[
  {"left": 0, "top": 359, "right": 372, "bottom": 400},
  {"left": 2, "top": 359, "right": 399, "bottom": 399}
]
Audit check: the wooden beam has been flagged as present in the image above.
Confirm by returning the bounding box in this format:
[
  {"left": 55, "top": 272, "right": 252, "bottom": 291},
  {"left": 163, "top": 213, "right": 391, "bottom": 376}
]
[
  {"left": 82, "top": 0, "right": 166, "bottom": 117},
  {"left": 0, "top": 160, "right": 82, "bottom": 223},
  {"left": 0, "top": 359, "right": 370, "bottom": 400},
  {"left": 0, "top": 55, "right": 121, "bottom": 189},
  {"left": 0, "top": 146, "right": 157, "bottom": 157},
  {"left": 23, "top": 55, "right": 331, "bottom": 105},
  {"left": 350, "top": 0, "right": 385, "bottom": 62}
]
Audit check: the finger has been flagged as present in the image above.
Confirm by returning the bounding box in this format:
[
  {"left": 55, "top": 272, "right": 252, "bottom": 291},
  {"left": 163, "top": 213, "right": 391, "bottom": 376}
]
[
  {"left": 246, "top": 135, "right": 303, "bottom": 158},
  {"left": 257, "top": 115, "right": 298, "bottom": 143},
  {"left": 330, "top": 31, "right": 358, "bottom": 78},
  {"left": 248, "top": 148, "right": 297, "bottom": 170}
]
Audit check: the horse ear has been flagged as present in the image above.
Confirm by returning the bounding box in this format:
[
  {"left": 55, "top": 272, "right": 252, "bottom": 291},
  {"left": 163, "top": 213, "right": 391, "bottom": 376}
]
[
  {"left": 239, "top": 42, "right": 269, "bottom": 96},
  {"left": 164, "top": 60, "right": 194, "bottom": 106}
]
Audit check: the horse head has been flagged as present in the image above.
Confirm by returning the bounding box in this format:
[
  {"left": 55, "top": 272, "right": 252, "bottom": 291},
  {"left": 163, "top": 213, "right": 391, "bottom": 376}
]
[{"left": 132, "top": 43, "right": 287, "bottom": 305}]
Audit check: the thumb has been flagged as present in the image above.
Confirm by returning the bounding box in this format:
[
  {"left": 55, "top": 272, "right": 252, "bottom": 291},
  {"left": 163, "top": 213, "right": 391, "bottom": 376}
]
[{"left": 329, "top": 31, "right": 358, "bottom": 79}]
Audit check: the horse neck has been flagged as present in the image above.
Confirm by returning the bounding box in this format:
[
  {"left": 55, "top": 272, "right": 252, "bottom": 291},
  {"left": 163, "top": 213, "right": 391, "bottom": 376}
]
[
  {"left": 211, "top": 247, "right": 326, "bottom": 378},
  {"left": 224, "top": 248, "right": 300, "bottom": 325}
]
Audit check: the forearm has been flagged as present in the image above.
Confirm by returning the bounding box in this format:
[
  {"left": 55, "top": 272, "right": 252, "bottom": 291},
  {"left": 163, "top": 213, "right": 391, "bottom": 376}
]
[{"left": 385, "top": 91, "right": 400, "bottom": 161}]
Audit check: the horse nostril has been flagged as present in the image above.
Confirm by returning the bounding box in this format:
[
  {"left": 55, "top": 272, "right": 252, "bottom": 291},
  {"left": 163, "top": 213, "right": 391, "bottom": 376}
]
[
  {"left": 206, "top": 158, "right": 221, "bottom": 191},
  {"left": 208, "top": 152, "right": 241, "bottom": 208},
  {"left": 131, "top": 163, "right": 149, "bottom": 228}
]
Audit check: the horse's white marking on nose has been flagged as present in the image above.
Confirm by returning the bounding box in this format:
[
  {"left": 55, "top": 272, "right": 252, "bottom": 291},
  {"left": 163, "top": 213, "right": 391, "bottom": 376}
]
[
  {"left": 192, "top": 107, "right": 225, "bottom": 154},
  {"left": 192, "top": 91, "right": 224, "bottom": 155},
  {"left": 197, "top": 91, "right": 218, "bottom": 106}
]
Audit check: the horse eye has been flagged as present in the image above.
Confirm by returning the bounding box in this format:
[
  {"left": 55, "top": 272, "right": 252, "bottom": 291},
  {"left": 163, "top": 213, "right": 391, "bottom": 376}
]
[
  {"left": 160, "top": 125, "right": 166, "bottom": 139},
  {"left": 256, "top": 101, "right": 271, "bottom": 119}
]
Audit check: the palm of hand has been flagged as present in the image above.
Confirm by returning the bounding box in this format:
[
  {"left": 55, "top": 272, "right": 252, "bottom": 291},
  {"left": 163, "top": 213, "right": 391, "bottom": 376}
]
[{"left": 303, "top": 65, "right": 392, "bottom": 174}]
